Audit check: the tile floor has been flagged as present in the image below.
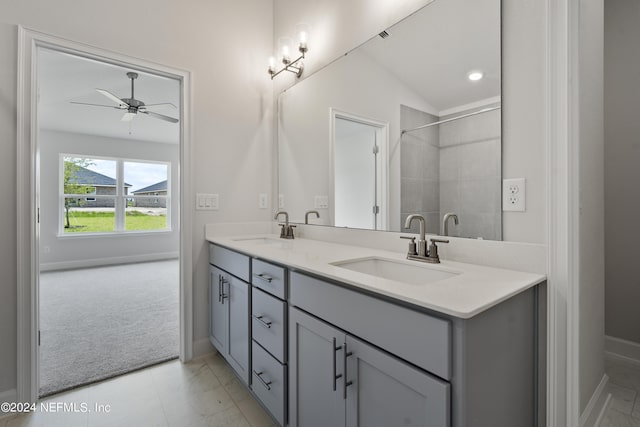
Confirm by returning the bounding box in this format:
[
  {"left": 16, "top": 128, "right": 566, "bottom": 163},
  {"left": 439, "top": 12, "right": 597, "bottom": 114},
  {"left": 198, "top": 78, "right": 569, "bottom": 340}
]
[
  {"left": 601, "top": 354, "right": 640, "bottom": 426},
  {"left": 0, "top": 353, "right": 276, "bottom": 427}
]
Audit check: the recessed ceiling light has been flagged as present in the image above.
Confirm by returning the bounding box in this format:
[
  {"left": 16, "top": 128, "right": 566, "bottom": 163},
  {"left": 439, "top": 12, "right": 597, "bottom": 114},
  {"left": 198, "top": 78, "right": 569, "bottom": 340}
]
[{"left": 468, "top": 71, "right": 483, "bottom": 81}]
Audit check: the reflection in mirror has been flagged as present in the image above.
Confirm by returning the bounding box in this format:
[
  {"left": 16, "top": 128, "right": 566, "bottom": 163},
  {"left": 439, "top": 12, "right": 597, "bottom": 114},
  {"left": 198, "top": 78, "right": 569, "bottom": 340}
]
[{"left": 278, "top": 0, "right": 501, "bottom": 239}]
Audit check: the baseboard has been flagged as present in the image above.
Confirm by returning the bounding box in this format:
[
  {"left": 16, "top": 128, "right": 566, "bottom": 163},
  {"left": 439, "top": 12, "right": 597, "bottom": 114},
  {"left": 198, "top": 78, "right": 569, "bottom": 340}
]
[
  {"left": 193, "top": 338, "right": 215, "bottom": 359},
  {"left": 0, "top": 388, "right": 17, "bottom": 417},
  {"left": 579, "top": 374, "right": 609, "bottom": 427},
  {"left": 40, "top": 252, "right": 179, "bottom": 272},
  {"left": 605, "top": 335, "right": 640, "bottom": 365}
]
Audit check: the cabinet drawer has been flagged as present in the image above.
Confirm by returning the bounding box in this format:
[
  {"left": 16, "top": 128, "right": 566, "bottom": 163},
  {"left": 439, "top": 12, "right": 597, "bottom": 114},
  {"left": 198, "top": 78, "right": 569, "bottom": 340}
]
[
  {"left": 290, "top": 271, "right": 451, "bottom": 380},
  {"left": 252, "top": 341, "right": 286, "bottom": 426},
  {"left": 251, "top": 259, "right": 286, "bottom": 299},
  {"left": 252, "top": 288, "right": 287, "bottom": 363},
  {"left": 210, "top": 244, "right": 250, "bottom": 282}
]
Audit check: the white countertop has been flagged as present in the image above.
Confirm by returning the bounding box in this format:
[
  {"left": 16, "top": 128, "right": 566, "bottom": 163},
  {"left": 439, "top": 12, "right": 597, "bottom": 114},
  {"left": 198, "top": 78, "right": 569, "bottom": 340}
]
[{"left": 207, "top": 234, "right": 546, "bottom": 319}]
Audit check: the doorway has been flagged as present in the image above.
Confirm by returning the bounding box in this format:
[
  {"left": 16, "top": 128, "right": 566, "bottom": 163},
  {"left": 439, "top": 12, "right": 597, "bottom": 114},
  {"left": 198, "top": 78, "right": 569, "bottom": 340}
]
[
  {"left": 331, "top": 110, "right": 388, "bottom": 230},
  {"left": 16, "top": 29, "right": 193, "bottom": 402}
]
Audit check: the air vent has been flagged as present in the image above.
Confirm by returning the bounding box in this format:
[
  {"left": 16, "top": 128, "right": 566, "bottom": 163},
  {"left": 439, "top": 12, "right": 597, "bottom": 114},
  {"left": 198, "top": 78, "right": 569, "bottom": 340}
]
[{"left": 379, "top": 30, "right": 390, "bottom": 39}]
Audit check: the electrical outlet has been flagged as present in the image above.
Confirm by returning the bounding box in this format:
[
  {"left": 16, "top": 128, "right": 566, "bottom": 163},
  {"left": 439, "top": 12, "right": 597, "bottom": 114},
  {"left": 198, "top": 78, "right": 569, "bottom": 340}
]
[
  {"left": 258, "top": 193, "right": 268, "bottom": 209},
  {"left": 314, "top": 195, "right": 329, "bottom": 209},
  {"left": 279, "top": 194, "right": 285, "bottom": 209},
  {"left": 502, "top": 178, "right": 525, "bottom": 212}
]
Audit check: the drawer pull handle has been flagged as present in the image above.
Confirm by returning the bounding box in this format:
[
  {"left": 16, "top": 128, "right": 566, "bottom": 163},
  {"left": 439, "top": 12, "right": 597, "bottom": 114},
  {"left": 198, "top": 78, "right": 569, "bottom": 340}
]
[
  {"left": 217, "top": 274, "right": 222, "bottom": 303},
  {"left": 220, "top": 277, "right": 229, "bottom": 304},
  {"left": 254, "top": 273, "right": 274, "bottom": 283},
  {"left": 253, "top": 370, "right": 272, "bottom": 390},
  {"left": 343, "top": 341, "right": 353, "bottom": 399},
  {"left": 253, "top": 315, "right": 272, "bottom": 328},
  {"left": 333, "top": 337, "right": 342, "bottom": 391}
]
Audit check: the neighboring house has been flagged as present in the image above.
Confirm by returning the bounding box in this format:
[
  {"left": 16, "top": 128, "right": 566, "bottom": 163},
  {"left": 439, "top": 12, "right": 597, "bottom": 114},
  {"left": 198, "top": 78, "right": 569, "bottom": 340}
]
[
  {"left": 67, "top": 166, "right": 131, "bottom": 208},
  {"left": 132, "top": 180, "right": 168, "bottom": 208}
]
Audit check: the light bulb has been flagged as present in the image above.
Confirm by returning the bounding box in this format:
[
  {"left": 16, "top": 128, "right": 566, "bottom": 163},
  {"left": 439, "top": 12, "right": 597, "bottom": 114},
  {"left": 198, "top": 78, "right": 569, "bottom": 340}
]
[
  {"left": 467, "top": 71, "right": 483, "bottom": 81},
  {"left": 281, "top": 45, "right": 290, "bottom": 63},
  {"left": 268, "top": 56, "right": 276, "bottom": 73}
]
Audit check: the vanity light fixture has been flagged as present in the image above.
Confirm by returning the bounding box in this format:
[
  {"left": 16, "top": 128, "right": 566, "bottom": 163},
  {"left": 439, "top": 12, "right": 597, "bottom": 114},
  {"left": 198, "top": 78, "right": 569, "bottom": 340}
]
[
  {"left": 269, "top": 27, "right": 309, "bottom": 80},
  {"left": 467, "top": 71, "right": 484, "bottom": 81}
]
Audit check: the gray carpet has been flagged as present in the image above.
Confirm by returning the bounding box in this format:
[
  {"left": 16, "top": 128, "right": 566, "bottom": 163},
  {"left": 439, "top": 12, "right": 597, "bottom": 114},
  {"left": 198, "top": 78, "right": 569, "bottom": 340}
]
[{"left": 39, "top": 260, "right": 179, "bottom": 396}]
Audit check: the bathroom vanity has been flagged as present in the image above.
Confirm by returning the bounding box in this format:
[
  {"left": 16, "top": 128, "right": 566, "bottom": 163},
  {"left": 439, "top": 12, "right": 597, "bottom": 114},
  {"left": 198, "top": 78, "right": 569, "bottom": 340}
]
[{"left": 207, "top": 235, "right": 545, "bottom": 427}]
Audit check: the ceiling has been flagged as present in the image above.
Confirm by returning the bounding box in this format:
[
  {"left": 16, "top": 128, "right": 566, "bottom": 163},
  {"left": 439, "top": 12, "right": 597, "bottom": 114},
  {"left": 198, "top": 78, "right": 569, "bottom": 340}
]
[
  {"left": 361, "top": 0, "right": 500, "bottom": 113},
  {"left": 38, "top": 49, "right": 180, "bottom": 144}
]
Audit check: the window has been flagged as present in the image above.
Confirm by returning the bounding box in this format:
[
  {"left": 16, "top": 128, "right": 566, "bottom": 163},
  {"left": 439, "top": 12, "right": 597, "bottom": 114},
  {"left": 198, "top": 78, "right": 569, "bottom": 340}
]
[{"left": 61, "top": 155, "right": 171, "bottom": 234}]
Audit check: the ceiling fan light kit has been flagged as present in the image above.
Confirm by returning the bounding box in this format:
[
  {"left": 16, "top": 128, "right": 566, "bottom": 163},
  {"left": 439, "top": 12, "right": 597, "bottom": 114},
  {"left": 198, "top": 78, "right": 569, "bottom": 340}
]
[{"left": 71, "top": 71, "right": 179, "bottom": 124}]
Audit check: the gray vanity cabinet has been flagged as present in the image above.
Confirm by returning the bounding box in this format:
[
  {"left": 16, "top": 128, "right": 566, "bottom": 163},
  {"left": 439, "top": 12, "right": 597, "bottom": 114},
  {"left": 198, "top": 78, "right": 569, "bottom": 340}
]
[
  {"left": 345, "top": 335, "right": 450, "bottom": 427},
  {"left": 208, "top": 245, "right": 250, "bottom": 384},
  {"left": 289, "top": 307, "right": 347, "bottom": 427},
  {"left": 289, "top": 307, "right": 449, "bottom": 427}
]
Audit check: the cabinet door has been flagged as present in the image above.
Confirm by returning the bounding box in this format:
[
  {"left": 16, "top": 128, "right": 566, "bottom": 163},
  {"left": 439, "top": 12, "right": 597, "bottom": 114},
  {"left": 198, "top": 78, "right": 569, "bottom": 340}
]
[
  {"left": 226, "top": 275, "right": 250, "bottom": 384},
  {"left": 209, "top": 265, "right": 227, "bottom": 355},
  {"left": 345, "top": 336, "right": 450, "bottom": 427},
  {"left": 289, "top": 307, "right": 346, "bottom": 427}
]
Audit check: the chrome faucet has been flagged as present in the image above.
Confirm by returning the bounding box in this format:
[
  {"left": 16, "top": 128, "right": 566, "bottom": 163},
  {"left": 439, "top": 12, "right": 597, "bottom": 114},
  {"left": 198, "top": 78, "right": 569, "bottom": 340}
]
[
  {"left": 401, "top": 214, "right": 448, "bottom": 263},
  {"left": 274, "top": 210, "right": 295, "bottom": 239},
  {"left": 304, "top": 210, "right": 320, "bottom": 224},
  {"left": 442, "top": 213, "right": 459, "bottom": 236}
]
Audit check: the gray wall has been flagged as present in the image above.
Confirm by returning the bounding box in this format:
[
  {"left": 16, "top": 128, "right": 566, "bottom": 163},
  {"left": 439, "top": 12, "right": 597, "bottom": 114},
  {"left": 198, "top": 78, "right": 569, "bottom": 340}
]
[
  {"left": 400, "top": 105, "right": 440, "bottom": 234},
  {"left": 0, "top": 0, "right": 273, "bottom": 396},
  {"left": 580, "top": 0, "right": 605, "bottom": 413},
  {"left": 439, "top": 107, "right": 502, "bottom": 240},
  {"left": 604, "top": 0, "right": 640, "bottom": 344}
]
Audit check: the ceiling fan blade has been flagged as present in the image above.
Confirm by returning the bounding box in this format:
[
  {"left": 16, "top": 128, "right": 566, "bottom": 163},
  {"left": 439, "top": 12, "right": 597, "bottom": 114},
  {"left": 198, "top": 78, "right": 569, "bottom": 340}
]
[
  {"left": 96, "top": 89, "right": 128, "bottom": 107},
  {"left": 70, "top": 101, "right": 122, "bottom": 109},
  {"left": 142, "top": 102, "right": 177, "bottom": 109},
  {"left": 121, "top": 112, "right": 137, "bottom": 122},
  {"left": 141, "top": 110, "right": 179, "bottom": 123}
]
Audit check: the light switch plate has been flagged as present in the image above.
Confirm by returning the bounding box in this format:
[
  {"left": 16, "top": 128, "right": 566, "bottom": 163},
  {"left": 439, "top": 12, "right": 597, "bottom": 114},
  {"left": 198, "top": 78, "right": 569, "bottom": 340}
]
[
  {"left": 502, "top": 178, "right": 525, "bottom": 212},
  {"left": 196, "top": 193, "right": 219, "bottom": 211},
  {"left": 278, "top": 194, "right": 285, "bottom": 209}
]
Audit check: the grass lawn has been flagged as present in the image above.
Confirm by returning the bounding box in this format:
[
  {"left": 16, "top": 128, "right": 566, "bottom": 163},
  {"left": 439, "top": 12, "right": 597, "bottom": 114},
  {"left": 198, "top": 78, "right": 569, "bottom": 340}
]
[{"left": 64, "top": 210, "right": 167, "bottom": 233}]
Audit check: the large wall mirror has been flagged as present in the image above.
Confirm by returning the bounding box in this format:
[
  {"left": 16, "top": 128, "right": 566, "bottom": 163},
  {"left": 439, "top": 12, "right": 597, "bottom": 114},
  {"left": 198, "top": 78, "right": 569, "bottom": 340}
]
[{"left": 278, "top": 0, "right": 501, "bottom": 239}]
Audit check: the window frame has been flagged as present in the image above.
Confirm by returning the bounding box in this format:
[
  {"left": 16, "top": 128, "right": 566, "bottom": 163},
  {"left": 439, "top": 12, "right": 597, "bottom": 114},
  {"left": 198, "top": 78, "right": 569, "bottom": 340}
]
[{"left": 59, "top": 154, "right": 172, "bottom": 236}]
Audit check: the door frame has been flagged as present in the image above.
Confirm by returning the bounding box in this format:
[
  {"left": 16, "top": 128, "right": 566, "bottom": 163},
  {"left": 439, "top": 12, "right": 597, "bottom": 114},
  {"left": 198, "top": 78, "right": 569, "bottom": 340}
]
[
  {"left": 16, "top": 26, "right": 194, "bottom": 402},
  {"left": 329, "top": 108, "right": 389, "bottom": 231}
]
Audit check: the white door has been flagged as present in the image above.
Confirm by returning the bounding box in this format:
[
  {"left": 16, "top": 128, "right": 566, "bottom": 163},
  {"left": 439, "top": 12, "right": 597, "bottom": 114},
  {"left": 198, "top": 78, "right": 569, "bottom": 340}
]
[{"left": 334, "top": 116, "right": 384, "bottom": 230}]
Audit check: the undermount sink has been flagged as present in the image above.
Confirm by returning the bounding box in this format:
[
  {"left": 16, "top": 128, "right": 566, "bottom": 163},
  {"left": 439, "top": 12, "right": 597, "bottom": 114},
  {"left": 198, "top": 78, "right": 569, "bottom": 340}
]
[{"left": 331, "top": 257, "right": 460, "bottom": 285}]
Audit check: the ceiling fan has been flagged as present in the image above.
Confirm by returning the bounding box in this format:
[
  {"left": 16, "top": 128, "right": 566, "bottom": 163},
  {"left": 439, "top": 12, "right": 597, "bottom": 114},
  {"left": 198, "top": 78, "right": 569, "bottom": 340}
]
[{"left": 71, "top": 72, "right": 179, "bottom": 123}]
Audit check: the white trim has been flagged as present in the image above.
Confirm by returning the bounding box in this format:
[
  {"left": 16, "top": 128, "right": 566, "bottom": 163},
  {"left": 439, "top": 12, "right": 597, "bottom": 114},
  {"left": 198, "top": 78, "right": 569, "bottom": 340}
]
[
  {"left": 193, "top": 338, "right": 215, "bottom": 358},
  {"left": 329, "top": 108, "right": 389, "bottom": 231},
  {"left": 545, "top": 0, "right": 581, "bottom": 425},
  {"left": 605, "top": 336, "right": 640, "bottom": 364},
  {"left": 579, "top": 374, "right": 609, "bottom": 427},
  {"left": 438, "top": 95, "right": 502, "bottom": 117},
  {"left": 39, "top": 252, "right": 180, "bottom": 272},
  {"left": 17, "top": 27, "right": 193, "bottom": 402}
]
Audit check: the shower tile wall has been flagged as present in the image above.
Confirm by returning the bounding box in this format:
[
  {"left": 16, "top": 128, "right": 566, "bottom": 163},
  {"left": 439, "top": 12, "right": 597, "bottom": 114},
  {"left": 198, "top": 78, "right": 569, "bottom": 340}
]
[
  {"left": 400, "top": 105, "right": 440, "bottom": 234},
  {"left": 439, "top": 107, "right": 501, "bottom": 240}
]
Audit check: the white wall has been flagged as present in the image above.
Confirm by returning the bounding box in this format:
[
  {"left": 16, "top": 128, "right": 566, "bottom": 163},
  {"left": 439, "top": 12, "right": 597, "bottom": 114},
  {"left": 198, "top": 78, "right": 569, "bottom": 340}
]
[
  {"left": 0, "top": 0, "right": 273, "bottom": 395},
  {"left": 604, "top": 0, "right": 640, "bottom": 346},
  {"left": 579, "top": 0, "right": 605, "bottom": 414},
  {"left": 39, "top": 130, "right": 180, "bottom": 270},
  {"left": 275, "top": 0, "right": 548, "bottom": 244}
]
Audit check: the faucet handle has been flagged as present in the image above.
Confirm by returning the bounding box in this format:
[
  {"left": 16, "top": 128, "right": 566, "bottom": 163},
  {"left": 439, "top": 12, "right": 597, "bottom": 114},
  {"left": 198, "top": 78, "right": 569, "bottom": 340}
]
[
  {"left": 430, "top": 238, "right": 449, "bottom": 244},
  {"left": 278, "top": 223, "right": 286, "bottom": 237},
  {"left": 428, "top": 238, "right": 449, "bottom": 262},
  {"left": 400, "top": 236, "right": 417, "bottom": 255}
]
